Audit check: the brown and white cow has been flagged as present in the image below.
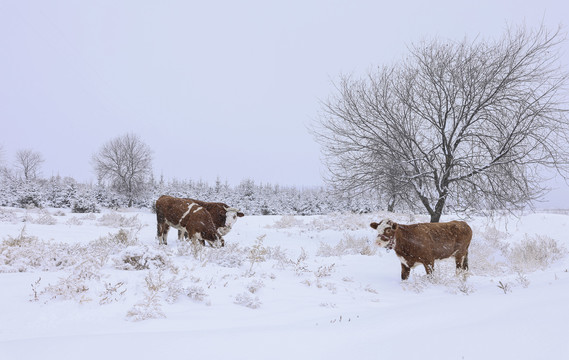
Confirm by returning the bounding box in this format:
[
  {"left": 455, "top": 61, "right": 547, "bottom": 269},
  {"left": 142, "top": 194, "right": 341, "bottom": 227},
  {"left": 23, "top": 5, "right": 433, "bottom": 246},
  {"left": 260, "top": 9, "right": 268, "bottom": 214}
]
[
  {"left": 177, "top": 199, "right": 244, "bottom": 239},
  {"left": 370, "top": 219, "right": 472, "bottom": 280},
  {"left": 155, "top": 195, "right": 223, "bottom": 247}
]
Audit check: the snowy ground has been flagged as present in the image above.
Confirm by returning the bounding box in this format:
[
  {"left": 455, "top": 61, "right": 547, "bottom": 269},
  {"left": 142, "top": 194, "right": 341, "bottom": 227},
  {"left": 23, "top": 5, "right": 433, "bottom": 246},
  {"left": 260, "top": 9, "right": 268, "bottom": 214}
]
[{"left": 0, "top": 207, "right": 568, "bottom": 360}]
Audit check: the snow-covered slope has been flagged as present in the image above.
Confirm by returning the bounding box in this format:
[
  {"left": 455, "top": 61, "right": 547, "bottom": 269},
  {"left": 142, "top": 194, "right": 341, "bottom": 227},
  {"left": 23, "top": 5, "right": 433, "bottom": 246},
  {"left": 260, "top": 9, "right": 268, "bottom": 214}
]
[{"left": 1, "top": 207, "right": 567, "bottom": 359}]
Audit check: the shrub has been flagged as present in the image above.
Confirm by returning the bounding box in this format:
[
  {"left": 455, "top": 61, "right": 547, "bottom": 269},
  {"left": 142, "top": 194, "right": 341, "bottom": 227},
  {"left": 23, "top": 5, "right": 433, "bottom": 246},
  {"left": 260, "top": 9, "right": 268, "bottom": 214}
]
[
  {"left": 126, "top": 291, "right": 165, "bottom": 321},
  {"left": 507, "top": 234, "right": 566, "bottom": 272},
  {"left": 270, "top": 215, "right": 304, "bottom": 228},
  {"left": 97, "top": 212, "right": 141, "bottom": 228},
  {"left": 113, "top": 245, "right": 171, "bottom": 271},
  {"left": 72, "top": 199, "right": 100, "bottom": 213},
  {"left": 0, "top": 208, "right": 18, "bottom": 223},
  {"left": 246, "top": 234, "right": 268, "bottom": 275},
  {"left": 17, "top": 195, "right": 41, "bottom": 209},
  {"left": 0, "top": 227, "right": 80, "bottom": 272},
  {"left": 25, "top": 209, "right": 57, "bottom": 225},
  {"left": 234, "top": 292, "right": 261, "bottom": 309},
  {"left": 317, "top": 234, "right": 376, "bottom": 257}
]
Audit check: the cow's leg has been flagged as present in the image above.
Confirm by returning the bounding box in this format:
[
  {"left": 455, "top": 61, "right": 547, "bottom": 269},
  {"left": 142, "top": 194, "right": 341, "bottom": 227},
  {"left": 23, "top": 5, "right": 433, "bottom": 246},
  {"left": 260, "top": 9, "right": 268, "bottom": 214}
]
[
  {"left": 423, "top": 262, "right": 434, "bottom": 276},
  {"left": 156, "top": 212, "right": 165, "bottom": 245},
  {"left": 456, "top": 251, "right": 469, "bottom": 277},
  {"left": 462, "top": 251, "right": 469, "bottom": 270},
  {"left": 188, "top": 231, "right": 206, "bottom": 246},
  {"left": 157, "top": 222, "right": 163, "bottom": 244},
  {"left": 161, "top": 224, "right": 170, "bottom": 245},
  {"left": 157, "top": 222, "right": 168, "bottom": 245},
  {"left": 177, "top": 229, "right": 191, "bottom": 241},
  {"left": 401, "top": 263, "right": 411, "bottom": 280}
]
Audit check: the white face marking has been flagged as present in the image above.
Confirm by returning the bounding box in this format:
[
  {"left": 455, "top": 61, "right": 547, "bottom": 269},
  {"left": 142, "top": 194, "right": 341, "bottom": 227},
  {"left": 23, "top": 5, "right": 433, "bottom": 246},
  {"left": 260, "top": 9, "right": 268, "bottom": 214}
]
[
  {"left": 216, "top": 210, "right": 240, "bottom": 236},
  {"left": 373, "top": 219, "right": 396, "bottom": 249},
  {"left": 374, "top": 219, "right": 393, "bottom": 235},
  {"left": 225, "top": 210, "right": 239, "bottom": 228}
]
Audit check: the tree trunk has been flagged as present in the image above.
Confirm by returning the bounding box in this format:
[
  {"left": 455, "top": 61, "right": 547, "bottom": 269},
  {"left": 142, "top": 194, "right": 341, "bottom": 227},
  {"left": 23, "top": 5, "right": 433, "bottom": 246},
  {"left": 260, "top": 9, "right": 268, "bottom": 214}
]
[
  {"left": 430, "top": 212, "right": 442, "bottom": 223},
  {"left": 387, "top": 195, "right": 396, "bottom": 212},
  {"left": 430, "top": 196, "right": 447, "bottom": 223}
]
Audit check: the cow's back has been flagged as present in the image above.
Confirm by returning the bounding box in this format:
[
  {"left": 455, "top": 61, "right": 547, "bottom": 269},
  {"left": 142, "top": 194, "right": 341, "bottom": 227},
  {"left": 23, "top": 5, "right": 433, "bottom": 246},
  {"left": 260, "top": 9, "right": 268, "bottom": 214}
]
[
  {"left": 426, "top": 221, "right": 471, "bottom": 259},
  {"left": 156, "top": 195, "right": 190, "bottom": 224},
  {"left": 397, "top": 221, "right": 471, "bottom": 260}
]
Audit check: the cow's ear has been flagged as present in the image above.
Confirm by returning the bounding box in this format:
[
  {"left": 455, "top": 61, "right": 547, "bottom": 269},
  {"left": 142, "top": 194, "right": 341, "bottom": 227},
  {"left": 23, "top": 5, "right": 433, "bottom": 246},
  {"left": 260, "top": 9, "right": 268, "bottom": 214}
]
[
  {"left": 370, "top": 222, "right": 379, "bottom": 230},
  {"left": 237, "top": 212, "right": 245, "bottom": 217},
  {"left": 391, "top": 222, "right": 398, "bottom": 230}
]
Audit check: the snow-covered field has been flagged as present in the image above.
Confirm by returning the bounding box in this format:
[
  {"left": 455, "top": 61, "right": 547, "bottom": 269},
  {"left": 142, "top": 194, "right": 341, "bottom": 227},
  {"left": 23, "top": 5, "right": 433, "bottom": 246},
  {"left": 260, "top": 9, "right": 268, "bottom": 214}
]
[{"left": 0, "top": 207, "right": 568, "bottom": 360}]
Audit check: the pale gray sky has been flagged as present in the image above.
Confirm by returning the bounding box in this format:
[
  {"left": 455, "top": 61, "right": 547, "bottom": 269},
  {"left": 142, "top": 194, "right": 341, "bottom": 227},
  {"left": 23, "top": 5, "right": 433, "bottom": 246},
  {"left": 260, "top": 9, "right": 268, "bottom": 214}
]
[{"left": 1, "top": 0, "right": 568, "bottom": 207}]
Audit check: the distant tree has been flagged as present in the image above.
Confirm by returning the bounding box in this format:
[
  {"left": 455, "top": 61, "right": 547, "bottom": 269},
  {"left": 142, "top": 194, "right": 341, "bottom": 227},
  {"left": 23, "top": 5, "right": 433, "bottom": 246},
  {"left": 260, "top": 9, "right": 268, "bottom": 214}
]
[
  {"left": 14, "top": 149, "right": 45, "bottom": 181},
  {"left": 313, "top": 24, "right": 569, "bottom": 222},
  {"left": 92, "top": 133, "right": 153, "bottom": 207},
  {"left": 0, "top": 145, "right": 6, "bottom": 179}
]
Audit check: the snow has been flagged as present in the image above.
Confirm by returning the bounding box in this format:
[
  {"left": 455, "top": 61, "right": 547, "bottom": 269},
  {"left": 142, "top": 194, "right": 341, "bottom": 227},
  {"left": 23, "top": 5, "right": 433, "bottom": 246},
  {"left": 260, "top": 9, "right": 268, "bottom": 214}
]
[{"left": 1, "top": 207, "right": 568, "bottom": 359}]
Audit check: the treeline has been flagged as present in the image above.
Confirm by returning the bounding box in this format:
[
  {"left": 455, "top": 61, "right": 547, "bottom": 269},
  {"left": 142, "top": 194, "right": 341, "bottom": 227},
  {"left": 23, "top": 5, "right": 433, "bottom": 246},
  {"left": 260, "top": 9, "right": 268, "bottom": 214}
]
[{"left": 0, "top": 175, "right": 383, "bottom": 215}]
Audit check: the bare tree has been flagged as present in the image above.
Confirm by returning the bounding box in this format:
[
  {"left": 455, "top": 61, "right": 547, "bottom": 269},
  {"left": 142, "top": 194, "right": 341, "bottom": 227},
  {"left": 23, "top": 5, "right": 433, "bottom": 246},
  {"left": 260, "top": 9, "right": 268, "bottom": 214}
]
[
  {"left": 92, "top": 133, "right": 153, "bottom": 207},
  {"left": 14, "top": 149, "right": 45, "bottom": 181},
  {"left": 313, "top": 24, "right": 569, "bottom": 222}
]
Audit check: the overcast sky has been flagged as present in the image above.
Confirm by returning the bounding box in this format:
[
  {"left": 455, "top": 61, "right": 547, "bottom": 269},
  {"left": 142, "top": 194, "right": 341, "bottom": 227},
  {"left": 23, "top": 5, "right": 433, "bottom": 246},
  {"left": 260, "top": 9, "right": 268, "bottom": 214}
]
[{"left": 1, "top": 0, "right": 568, "bottom": 207}]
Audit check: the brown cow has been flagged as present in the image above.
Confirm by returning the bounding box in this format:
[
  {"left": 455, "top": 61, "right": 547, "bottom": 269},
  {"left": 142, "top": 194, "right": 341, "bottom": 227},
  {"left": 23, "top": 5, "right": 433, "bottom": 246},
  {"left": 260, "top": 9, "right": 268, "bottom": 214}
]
[
  {"left": 156, "top": 195, "right": 223, "bottom": 247},
  {"left": 177, "top": 199, "right": 244, "bottom": 239},
  {"left": 370, "top": 219, "right": 472, "bottom": 280}
]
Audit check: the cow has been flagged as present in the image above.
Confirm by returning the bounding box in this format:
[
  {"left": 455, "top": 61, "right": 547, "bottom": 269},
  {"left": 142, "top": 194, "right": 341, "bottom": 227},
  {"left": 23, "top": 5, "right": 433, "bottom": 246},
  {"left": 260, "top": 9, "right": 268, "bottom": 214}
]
[
  {"left": 370, "top": 219, "right": 472, "bottom": 280},
  {"left": 155, "top": 195, "right": 223, "bottom": 247},
  {"left": 177, "top": 199, "right": 244, "bottom": 239}
]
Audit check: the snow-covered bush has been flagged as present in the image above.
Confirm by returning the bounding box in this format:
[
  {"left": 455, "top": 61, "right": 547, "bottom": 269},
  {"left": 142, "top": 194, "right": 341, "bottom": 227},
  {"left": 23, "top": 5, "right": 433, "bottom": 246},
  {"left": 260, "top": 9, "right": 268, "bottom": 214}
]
[
  {"left": 72, "top": 198, "right": 100, "bottom": 214},
  {"left": 234, "top": 292, "right": 261, "bottom": 309},
  {"left": 186, "top": 285, "right": 209, "bottom": 303},
  {"left": 270, "top": 215, "right": 305, "bottom": 228},
  {"left": 400, "top": 265, "right": 474, "bottom": 295},
  {"left": 99, "top": 282, "right": 127, "bottom": 305},
  {"left": 246, "top": 234, "right": 268, "bottom": 275},
  {"left": 470, "top": 226, "right": 566, "bottom": 276},
  {"left": 507, "top": 234, "right": 566, "bottom": 272},
  {"left": 97, "top": 212, "right": 141, "bottom": 228},
  {"left": 247, "top": 279, "right": 265, "bottom": 294},
  {"left": 468, "top": 226, "right": 510, "bottom": 276},
  {"left": 0, "top": 207, "right": 18, "bottom": 223},
  {"left": 112, "top": 245, "right": 171, "bottom": 271},
  {"left": 314, "top": 263, "right": 336, "bottom": 277},
  {"left": 25, "top": 209, "right": 57, "bottom": 225},
  {"left": 317, "top": 234, "right": 376, "bottom": 257},
  {"left": 0, "top": 227, "right": 80, "bottom": 272},
  {"left": 127, "top": 291, "right": 165, "bottom": 321},
  {"left": 65, "top": 216, "right": 83, "bottom": 226}
]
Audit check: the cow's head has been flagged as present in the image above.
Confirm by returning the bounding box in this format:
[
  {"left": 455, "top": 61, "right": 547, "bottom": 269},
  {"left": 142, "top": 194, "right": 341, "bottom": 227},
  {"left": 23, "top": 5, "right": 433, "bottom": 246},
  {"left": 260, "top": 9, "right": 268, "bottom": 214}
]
[
  {"left": 370, "top": 219, "right": 398, "bottom": 250},
  {"left": 218, "top": 206, "right": 245, "bottom": 236},
  {"left": 198, "top": 224, "right": 225, "bottom": 247}
]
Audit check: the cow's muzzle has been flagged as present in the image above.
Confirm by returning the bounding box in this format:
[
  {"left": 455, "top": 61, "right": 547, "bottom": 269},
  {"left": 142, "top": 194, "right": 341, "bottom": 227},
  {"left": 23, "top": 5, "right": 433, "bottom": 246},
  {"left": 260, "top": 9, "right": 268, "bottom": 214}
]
[{"left": 380, "top": 235, "right": 395, "bottom": 251}]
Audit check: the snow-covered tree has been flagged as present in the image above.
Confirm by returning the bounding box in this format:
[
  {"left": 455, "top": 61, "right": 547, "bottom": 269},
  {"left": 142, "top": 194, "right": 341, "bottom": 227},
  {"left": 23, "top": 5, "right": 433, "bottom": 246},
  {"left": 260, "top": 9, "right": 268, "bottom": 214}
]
[
  {"left": 92, "top": 133, "right": 153, "bottom": 207},
  {"left": 314, "top": 24, "right": 569, "bottom": 222}
]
